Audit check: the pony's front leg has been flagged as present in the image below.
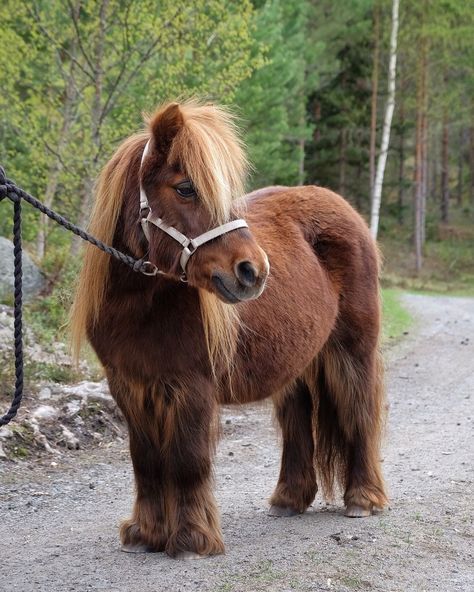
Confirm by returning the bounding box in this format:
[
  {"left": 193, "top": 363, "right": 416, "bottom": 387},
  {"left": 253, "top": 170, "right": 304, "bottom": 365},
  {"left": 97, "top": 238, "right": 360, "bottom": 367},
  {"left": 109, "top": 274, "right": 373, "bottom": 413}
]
[
  {"left": 163, "top": 377, "right": 224, "bottom": 558},
  {"left": 120, "top": 425, "right": 168, "bottom": 553},
  {"left": 106, "top": 375, "right": 168, "bottom": 553}
]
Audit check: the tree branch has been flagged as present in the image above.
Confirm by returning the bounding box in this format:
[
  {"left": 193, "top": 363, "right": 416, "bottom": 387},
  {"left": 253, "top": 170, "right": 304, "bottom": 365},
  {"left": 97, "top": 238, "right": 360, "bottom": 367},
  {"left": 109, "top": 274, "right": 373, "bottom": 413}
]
[
  {"left": 42, "top": 140, "right": 74, "bottom": 175},
  {"left": 65, "top": 0, "right": 96, "bottom": 76},
  {"left": 26, "top": 2, "right": 95, "bottom": 83},
  {"left": 98, "top": 10, "right": 182, "bottom": 125}
]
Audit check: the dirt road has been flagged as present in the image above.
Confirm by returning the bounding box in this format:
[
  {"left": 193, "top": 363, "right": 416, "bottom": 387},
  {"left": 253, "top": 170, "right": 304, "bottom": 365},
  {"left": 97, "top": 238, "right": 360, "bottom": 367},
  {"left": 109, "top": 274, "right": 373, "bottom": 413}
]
[{"left": 1, "top": 294, "right": 473, "bottom": 592}]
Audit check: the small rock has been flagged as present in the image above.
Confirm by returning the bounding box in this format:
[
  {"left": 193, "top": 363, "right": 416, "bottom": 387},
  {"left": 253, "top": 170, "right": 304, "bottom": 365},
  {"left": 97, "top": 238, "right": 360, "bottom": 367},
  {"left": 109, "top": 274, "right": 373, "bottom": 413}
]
[
  {"left": 60, "top": 425, "right": 80, "bottom": 450},
  {"left": 38, "top": 387, "right": 52, "bottom": 401},
  {"left": 0, "top": 237, "right": 45, "bottom": 301},
  {"left": 66, "top": 400, "right": 82, "bottom": 415},
  {"left": 0, "top": 426, "right": 13, "bottom": 439},
  {"left": 31, "top": 405, "right": 58, "bottom": 422}
]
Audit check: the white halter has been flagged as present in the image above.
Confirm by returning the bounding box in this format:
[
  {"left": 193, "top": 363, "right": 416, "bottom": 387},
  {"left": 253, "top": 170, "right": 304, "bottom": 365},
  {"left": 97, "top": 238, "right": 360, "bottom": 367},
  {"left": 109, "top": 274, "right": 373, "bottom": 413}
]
[{"left": 139, "top": 140, "right": 248, "bottom": 279}]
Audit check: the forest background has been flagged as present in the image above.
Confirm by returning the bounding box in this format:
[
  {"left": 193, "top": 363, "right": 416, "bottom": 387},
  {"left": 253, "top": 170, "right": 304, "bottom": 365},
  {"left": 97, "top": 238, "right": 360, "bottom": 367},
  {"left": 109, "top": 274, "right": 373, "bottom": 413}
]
[{"left": 0, "top": 0, "right": 473, "bottom": 355}]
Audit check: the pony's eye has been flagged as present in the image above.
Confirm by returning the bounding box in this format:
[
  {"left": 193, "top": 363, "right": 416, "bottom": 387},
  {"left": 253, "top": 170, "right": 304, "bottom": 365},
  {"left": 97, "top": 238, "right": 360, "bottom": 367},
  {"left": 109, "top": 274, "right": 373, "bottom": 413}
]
[{"left": 175, "top": 181, "right": 196, "bottom": 199}]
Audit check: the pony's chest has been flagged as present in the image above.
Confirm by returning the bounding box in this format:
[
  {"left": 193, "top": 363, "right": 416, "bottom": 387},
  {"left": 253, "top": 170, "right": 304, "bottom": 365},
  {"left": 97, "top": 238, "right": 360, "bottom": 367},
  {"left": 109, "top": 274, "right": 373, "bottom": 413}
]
[{"left": 91, "top": 294, "right": 208, "bottom": 380}]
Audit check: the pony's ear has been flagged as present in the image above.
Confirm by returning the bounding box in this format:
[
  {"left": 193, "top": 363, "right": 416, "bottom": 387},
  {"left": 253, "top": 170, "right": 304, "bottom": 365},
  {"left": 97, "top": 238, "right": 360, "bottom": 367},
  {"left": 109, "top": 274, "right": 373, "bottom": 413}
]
[{"left": 150, "top": 103, "right": 184, "bottom": 156}]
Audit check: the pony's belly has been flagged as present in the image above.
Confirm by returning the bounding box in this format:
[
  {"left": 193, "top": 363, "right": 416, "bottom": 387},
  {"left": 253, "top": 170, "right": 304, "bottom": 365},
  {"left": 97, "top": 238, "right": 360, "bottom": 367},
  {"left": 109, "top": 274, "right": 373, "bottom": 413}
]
[{"left": 219, "top": 244, "right": 339, "bottom": 404}]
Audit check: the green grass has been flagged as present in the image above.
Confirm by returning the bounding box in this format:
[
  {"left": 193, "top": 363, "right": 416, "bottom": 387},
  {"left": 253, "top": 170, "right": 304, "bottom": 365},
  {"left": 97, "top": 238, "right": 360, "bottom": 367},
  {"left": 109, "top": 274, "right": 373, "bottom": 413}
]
[{"left": 381, "top": 288, "right": 413, "bottom": 343}]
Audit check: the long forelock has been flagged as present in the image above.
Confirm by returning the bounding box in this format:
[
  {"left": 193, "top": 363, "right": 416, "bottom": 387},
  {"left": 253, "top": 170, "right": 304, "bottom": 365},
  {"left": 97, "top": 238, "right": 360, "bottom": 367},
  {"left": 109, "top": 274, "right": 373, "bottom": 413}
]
[{"left": 168, "top": 103, "right": 248, "bottom": 224}]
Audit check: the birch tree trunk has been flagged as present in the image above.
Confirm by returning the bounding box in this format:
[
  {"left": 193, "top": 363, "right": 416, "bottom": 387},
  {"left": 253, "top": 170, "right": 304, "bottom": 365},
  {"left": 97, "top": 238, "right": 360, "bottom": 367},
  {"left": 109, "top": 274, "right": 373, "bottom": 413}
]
[
  {"left": 370, "top": 0, "right": 400, "bottom": 240},
  {"left": 369, "top": 2, "right": 380, "bottom": 198}
]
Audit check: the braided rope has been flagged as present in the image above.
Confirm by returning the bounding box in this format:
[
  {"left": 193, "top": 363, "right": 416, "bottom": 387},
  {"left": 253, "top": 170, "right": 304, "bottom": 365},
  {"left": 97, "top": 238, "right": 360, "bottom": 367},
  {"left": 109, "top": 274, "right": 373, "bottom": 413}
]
[
  {"left": 0, "top": 174, "right": 150, "bottom": 273},
  {"left": 0, "top": 167, "right": 155, "bottom": 426},
  {"left": 0, "top": 198, "right": 24, "bottom": 426}
]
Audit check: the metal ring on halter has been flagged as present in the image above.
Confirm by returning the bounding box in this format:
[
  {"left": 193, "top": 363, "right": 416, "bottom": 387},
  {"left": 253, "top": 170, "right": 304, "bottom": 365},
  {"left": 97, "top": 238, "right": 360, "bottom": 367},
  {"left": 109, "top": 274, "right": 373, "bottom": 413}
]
[{"left": 140, "top": 261, "right": 159, "bottom": 276}]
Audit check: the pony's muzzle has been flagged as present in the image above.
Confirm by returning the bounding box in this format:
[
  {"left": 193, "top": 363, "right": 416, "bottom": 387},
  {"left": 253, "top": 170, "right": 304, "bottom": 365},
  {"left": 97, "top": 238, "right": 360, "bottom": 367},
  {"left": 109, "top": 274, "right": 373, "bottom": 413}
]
[{"left": 212, "top": 252, "right": 269, "bottom": 304}]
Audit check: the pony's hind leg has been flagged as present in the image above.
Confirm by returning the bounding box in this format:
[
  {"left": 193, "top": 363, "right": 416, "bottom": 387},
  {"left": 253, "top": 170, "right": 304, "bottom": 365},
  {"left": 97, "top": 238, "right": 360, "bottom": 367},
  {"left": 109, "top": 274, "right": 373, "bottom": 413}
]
[
  {"left": 314, "top": 338, "right": 388, "bottom": 517},
  {"left": 269, "top": 379, "right": 317, "bottom": 516}
]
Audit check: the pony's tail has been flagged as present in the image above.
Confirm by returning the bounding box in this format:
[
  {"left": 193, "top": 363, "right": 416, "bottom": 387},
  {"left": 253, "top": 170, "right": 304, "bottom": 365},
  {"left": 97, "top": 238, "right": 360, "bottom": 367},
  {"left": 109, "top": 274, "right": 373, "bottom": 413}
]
[{"left": 305, "top": 342, "right": 387, "bottom": 507}]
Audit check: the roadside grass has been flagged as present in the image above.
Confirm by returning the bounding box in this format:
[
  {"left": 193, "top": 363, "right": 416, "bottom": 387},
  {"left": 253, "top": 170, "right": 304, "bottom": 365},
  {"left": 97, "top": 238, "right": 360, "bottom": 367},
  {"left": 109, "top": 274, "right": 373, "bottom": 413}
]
[
  {"left": 381, "top": 288, "right": 412, "bottom": 344},
  {"left": 378, "top": 216, "right": 474, "bottom": 342}
]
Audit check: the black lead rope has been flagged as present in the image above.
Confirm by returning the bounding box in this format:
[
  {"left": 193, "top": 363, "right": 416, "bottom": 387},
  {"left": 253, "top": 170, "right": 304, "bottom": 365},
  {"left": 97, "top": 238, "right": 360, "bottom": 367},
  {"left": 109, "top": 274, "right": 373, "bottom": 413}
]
[
  {"left": 0, "top": 194, "right": 23, "bottom": 427},
  {"left": 0, "top": 166, "right": 154, "bottom": 426}
]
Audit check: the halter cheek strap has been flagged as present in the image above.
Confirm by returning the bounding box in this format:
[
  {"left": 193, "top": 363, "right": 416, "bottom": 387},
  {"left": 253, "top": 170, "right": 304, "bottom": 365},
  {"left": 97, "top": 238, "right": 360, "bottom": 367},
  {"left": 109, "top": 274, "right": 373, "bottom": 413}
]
[{"left": 139, "top": 139, "right": 248, "bottom": 278}]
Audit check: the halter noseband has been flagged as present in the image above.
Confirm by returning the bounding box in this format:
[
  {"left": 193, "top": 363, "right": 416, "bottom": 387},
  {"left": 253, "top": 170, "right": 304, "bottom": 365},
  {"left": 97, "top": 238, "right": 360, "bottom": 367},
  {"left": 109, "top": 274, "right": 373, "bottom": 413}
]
[{"left": 139, "top": 139, "right": 248, "bottom": 280}]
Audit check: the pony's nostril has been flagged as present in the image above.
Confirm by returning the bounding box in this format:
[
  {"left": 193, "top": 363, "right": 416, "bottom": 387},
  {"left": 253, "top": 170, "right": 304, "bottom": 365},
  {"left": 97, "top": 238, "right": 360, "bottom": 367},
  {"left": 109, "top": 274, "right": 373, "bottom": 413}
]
[{"left": 235, "top": 260, "right": 258, "bottom": 288}]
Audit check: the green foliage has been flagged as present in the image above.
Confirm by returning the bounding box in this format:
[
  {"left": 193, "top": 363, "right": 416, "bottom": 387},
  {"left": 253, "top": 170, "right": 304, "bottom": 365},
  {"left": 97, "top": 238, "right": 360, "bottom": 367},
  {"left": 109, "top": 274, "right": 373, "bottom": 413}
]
[
  {"left": 25, "top": 254, "right": 82, "bottom": 345},
  {"left": 306, "top": 0, "right": 374, "bottom": 211},
  {"left": 235, "top": 0, "right": 325, "bottom": 187},
  {"left": 234, "top": 0, "right": 291, "bottom": 187},
  {"left": 0, "top": 0, "right": 261, "bottom": 251}
]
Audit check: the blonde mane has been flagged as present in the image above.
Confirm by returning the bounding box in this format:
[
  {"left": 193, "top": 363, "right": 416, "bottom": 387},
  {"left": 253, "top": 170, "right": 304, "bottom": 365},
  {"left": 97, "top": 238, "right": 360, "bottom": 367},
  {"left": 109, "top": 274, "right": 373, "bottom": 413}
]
[
  {"left": 70, "top": 101, "right": 248, "bottom": 379},
  {"left": 167, "top": 100, "right": 248, "bottom": 224}
]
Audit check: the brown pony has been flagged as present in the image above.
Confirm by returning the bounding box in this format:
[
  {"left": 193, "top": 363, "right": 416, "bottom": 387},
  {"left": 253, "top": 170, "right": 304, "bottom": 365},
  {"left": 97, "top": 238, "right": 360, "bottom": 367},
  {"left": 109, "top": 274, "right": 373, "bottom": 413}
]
[{"left": 71, "top": 100, "right": 387, "bottom": 559}]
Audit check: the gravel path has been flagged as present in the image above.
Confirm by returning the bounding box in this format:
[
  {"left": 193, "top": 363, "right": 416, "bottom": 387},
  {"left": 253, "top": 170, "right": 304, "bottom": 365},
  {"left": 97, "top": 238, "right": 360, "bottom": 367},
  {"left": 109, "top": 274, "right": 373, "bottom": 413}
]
[{"left": 1, "top": 294, "right": 473, "bottom": 592}]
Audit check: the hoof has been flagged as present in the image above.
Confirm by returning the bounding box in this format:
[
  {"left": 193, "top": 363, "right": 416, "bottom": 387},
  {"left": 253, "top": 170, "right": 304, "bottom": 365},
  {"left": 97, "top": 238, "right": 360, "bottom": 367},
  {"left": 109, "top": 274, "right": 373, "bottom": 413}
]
[
  {"left": 345, "top": 504, "right": 372, "bottom": 518},
  {"left": 268, "top": 505, "right": 300, "bottom": 517},
  {"left": 174, "top": 551, "right": 207, "bottom": 561},
  {"left": 121, "top": 543, "right": 154, "bottom": 554}
]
